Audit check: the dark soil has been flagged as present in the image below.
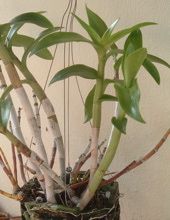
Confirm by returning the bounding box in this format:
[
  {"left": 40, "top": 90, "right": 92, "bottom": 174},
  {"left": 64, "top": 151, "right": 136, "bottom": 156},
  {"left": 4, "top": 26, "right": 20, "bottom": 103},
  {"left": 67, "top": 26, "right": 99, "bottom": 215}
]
[{"left": 19, "top": 178, "right": 120, "bottom": 220}]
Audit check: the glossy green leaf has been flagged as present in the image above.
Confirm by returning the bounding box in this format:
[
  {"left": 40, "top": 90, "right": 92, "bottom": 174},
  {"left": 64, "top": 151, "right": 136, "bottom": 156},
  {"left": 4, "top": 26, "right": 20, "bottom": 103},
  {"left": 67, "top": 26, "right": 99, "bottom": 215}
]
[
  {"left": 143, "top": 59, "right": 160, "bottom": 84},
  {"left": 114, "top": 80, "right": 144, "bottom": 123},
  {"left": 10, "top": 12, "right": 53, "bottom": 28},
  {"left": 22, "top": 27, "right": 59, "bottom": 62},
  {"left": 86, "top": 6, "right": 108, "bottom": 37},
  {"left": 0, "top": 98, "right": 12, "bottom": 127},
  {"left": 84, "top": 85, "right": 95, "bottom": 123},
  {"left": 124, "top": 48, "right": 147, "bottom": 87},
  {"left": 5, "top": 23, "right": 23, "bottom": 47},
  {"left": 103, "top": 22, "right": 156, "bottom": 46},
  {"left": 74, "top": 14, "right": 101, "bottom": 44},
  {"left": 30, "top": 32, "right": 91, "bottom": 56},
  {"left": 11, "top": 34, "right": 53, "bottom": 60},
  {"left": 50, "top": 64, "right": 98, "bottom": 84},
  {"left": 99, "top": 94, "right": 118, "bottom": 102},
  {"left": 111, "top": 117, "right": 127, "bottom": 134},
  {"left": 147, "top": 54, "right": 170, "bottom": 68},
  {"left": 122, "top": 29, "right": 143, "bottom": 76},
  {"left": 124, "top": 29, "right": 143, "bottom": 56},
  {"left": 38, "top": 26, "right": 61, "bottom": 39},
  {"left": 102, "top": 19, "right": 119, "bottom": 43}
]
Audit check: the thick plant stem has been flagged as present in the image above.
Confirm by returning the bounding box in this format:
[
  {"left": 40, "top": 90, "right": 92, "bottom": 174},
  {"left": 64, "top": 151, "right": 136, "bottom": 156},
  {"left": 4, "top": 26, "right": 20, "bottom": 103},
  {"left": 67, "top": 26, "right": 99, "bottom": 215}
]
[
  {"left": 11, "top": 51, "right": 65, "bottom": 177},
  {"left": 0, "top": 65, "right": 45, "bottom": 190},
  {"left": 0, "top": 45, "right": 55, "bottom": 202},
  {"left": 90, "top": 51, "right": 106, "bottom": 179},
  {"left": 79, "top": 104, "right": 125, "bottom": 210}
]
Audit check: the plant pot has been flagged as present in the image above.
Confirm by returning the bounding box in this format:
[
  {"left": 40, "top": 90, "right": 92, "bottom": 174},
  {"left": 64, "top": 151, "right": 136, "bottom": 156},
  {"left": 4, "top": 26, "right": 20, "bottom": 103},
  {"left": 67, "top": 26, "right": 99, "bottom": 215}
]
[{"left": 20, "top": 178, "right": 120, "bottom": 220}]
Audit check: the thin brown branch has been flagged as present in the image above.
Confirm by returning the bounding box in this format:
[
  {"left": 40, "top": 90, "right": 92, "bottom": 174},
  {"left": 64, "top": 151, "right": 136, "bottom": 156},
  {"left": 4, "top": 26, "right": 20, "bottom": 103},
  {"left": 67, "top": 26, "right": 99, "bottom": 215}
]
[
  {"left": 17, "top": 152, "right": 27, "bottom": 184},
  {"left": 9, "top": 121, "right": 18, "bottom": 183},
  {"left": 11, "top": 143, "right": 18, "bottom": 183},
  {"left": 102, "top": 128, "right": 170, "bottom": 186},
  {"left": 72, "top": 139, "right": 106, "bottom": 180},
  {"left": 0, "top": 189, "right": 23, "bottom": 201},
  {"left": 0, "top": 154, "right": 19, "bottom": 191},
  {"left": 70, "top": 128, "right": 170, "bottom": 190},
  {"left": 0, "top": 147, "right": 13, "bottom": 176},
  {"left": 24, "top": 165, "right": 36, "bottom": 175},
  {"left": 50, "top": 141, "right": 57, "bottom": 169}
]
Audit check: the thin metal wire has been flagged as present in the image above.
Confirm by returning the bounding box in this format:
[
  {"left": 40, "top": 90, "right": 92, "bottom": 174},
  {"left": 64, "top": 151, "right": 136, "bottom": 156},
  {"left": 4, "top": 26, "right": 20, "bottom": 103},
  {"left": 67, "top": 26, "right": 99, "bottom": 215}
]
[{"left": 63, "top": 0, "right": 73, "bottom": 170}]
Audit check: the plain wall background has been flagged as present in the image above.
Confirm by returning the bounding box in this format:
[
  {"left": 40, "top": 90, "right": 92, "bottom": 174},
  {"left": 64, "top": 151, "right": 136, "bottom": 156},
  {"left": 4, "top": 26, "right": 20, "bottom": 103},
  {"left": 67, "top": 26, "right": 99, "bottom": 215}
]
[{"left": 0, "top": 1, "right": 169, "bottom": 219}]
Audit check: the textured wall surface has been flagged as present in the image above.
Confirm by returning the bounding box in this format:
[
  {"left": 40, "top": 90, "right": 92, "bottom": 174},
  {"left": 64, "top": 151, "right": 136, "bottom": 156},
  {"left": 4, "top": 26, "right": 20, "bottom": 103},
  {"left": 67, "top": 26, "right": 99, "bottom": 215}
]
[{"left": 0, "top": 1, "right": 169, "bottom": 219}]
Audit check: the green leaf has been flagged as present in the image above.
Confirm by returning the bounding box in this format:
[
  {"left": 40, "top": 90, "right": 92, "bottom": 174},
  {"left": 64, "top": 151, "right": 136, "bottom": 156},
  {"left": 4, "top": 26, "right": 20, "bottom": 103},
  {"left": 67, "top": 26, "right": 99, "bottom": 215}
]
[
  {"left": 99, "top": 94, "right": 118, "bottom": 102},
  {"left": 124, "top": 48, "right": 147, "bottom": 87},
  {"left": 103, "top": 22, "right": 156, "bottom": 46},
  {"left": 0, "top": 23, "right": 10, "bottom": 36},
  {"left": 22, "top": 27, "right": 59, "bottom": 62},
  {"left": 10, "top": 12, "right": 53, "bottom": 28},
  {"left": 102, "top": 19, "right": 119, "bottom": 43},
  {"left": 30, "top": 32, "right": 91, "bottom": 56},
  {"left": 12, "top": 34, "right": 34, "bottom": 48},
  {"left": 147, "top": 54, "right": 170, "bottom": 68},
  {"left": 11, "top": 34, "right": 53, "bottom": 60},
  {"left": 84, "top": 86, "right": 95, "bottom": 123},
  {"left": 5, "top": 23, "right": 23, "bottom": 47},
  {"left": 114, "top": 80, "right": 145, "bottom": 123},
  {"left": 86, "top": 6, "right": 108, "bottom": 37},
  {"left": 0, "top": 98, "right": 12, "bottom": 127},
  {"left": 143, "top": 59, "right": 160, "bottom": 84},
  {"left": 124, "top": 29, "right": 143, "bottom": 56},
  {"left": 50, "top": 64, "right": 98, "bottom": 84},
  {"left": 111, "top": 117, "right": 127, "bottom": 134},
  {"left": 74, "top": 14, "right": 101, "bottom": 44}
]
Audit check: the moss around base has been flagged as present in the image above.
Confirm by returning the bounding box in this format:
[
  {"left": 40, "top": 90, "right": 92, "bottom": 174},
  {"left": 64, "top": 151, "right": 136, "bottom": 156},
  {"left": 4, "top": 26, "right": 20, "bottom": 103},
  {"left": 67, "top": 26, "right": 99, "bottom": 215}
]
[{"left": 20, "top": 179, "right": 120, "bottom": 220}]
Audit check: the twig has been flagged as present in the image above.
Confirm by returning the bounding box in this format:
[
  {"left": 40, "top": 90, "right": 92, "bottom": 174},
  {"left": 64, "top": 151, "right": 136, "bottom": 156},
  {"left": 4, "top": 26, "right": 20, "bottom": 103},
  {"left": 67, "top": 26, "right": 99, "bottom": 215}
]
[
  {"left": 0, "top": 147, "right": 13, "bottom": 177},
  {"left": 0, "top": 153, "right": 19, "bottom": 191},
  {"left": 18, "top": 152, "right": 27, "bottom": 184},
  {"left": 11, "top": 143, "right": 18, "bottom": 183},
  {"left": 9, "top": 121, "right": 18, "bottom": 183},
  {"left": 71, "top": 128, "right": 170, "bottom": 190},
  {"left": 102, "top": 128, "right": 170, "bottom": 186},
  {"left": 72, "top": 139, "right": 106, "bottom": 180},
  {"left": 24, "top": 165, "right": 36, "bottom": 175},
  {"left": 72, "top": 138, "right": 91, "bottom": 175},
  {"left": 50, "top": 140, "right": 57, "bottom": 168},
  {"left": 0, "top": 189, "right": 23, "bottom": 201}
]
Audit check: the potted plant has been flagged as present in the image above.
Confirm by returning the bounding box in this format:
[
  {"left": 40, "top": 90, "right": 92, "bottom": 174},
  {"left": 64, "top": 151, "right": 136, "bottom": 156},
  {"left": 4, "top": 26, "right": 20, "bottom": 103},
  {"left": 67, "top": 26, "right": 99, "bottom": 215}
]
[{"left": 0, "top": 2, "right": 169, "bottom": 220}]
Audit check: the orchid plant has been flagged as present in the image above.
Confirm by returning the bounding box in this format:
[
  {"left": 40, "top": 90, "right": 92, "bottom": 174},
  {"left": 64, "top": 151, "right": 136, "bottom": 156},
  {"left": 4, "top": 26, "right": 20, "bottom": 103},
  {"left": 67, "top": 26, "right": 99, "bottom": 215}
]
[{"left": 0, "top": 4, "right": 169, "bottom": 218}]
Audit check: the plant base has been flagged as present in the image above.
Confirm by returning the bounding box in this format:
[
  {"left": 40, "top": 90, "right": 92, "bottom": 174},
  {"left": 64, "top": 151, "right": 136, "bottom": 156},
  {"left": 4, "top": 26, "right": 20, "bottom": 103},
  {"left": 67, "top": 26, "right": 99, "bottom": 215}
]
[{"left": 20, "top": 178, "right": 120, "bottom": 220}]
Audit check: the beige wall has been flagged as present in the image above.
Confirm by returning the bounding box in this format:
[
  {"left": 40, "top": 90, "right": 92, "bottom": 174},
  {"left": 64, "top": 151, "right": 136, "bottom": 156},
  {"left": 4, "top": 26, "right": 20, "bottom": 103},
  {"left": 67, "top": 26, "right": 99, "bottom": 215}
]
[{"left": 0, "top": 0, "right": 169, "bottom": 219}]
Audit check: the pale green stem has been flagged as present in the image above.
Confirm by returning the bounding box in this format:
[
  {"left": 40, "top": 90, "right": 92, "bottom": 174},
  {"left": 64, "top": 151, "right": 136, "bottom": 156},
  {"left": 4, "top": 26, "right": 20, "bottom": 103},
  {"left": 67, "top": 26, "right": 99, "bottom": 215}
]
[
  {"left": 90, "top": 50, "right": 106, "bottom": 178},
  {"left": 79, "top": 104, "right": 125, "bottom": 210}
]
